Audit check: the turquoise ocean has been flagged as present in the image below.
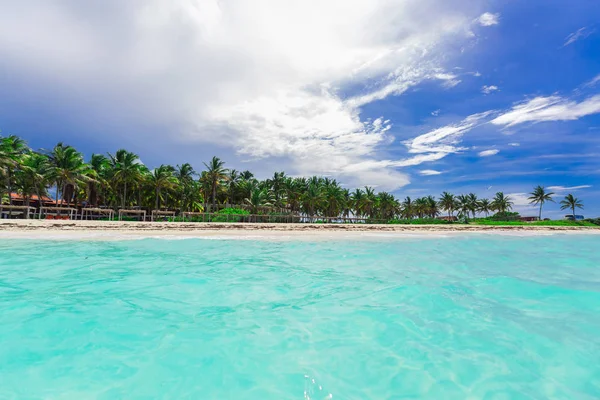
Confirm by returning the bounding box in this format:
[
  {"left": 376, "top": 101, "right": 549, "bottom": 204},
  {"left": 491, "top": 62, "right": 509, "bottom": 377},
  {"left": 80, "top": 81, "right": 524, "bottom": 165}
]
[{"left": 1, "top": 234, "right": 599, "bottom": 399}]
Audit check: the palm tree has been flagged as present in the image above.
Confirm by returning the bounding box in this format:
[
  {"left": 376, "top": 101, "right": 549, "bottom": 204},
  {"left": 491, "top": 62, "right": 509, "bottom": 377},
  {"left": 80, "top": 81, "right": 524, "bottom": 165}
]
[
  {"left": 439, "top": 192, "right": 456, "bottom": 218},
  {"left": 149, "top": 165, "right": 179, "bottom": 209},
  {"left": 413, "top": 197, "right": 428, "bottom": 218},
  {"left": 1, "top": 135, "right": 29, "bottom": 210},
  {"left": 268, "top": 171, "right": 286, "bottom": 209},
  {"left": 560, "top": 194, "right": 583, "bottom": 218},
  {"left": 245, "top": 187, "right": 273, "bottom": 216},
  {"left": 88, "top": 154, "right": 110, "bottom": 206},
  {"left": 15, "top": 152, "right": 51, "bottom": 207},
  {"left": 491, "top": 192, "right": 513, "bottom": 214},
  {"left": 401, "top": 196, "right": 414, "bottom": 219},
  {"left": 225, "top": 169, "right": 240, "bottom": 205},
  {"left": 203, "top": 156, "right": 228, "bottom": 211},
  {"left": 301, "top": 183, "right": 324, "bottom": 220},
  {"left": 108, "top": 149, "right": 143, "bottom": 208},
  {"left": 457, "top": 194, "right": 471, "bottom": 218},
  {"left": 175, "top": 163, "right": 196, "bottom": 211},
  {"left": 425, "top": 195, "right": 439, "bottom": 218},
  {"left": 351, "top": 188, "right": 365, "bottom": 218},
  {"left": 478, "top": 198, "right": 492, "bottom": 217},
  {"left": 467, "top": 193, "right": 479, "bottom": 218},
  {"left": 48, "top": 143, "right": 94, "bottom": 205},
  {"left": 528, "top": 185, "right": 554, "bottom": 220},
  {"left": 377, "top": 192, "right": 398, "bottom": 221}
]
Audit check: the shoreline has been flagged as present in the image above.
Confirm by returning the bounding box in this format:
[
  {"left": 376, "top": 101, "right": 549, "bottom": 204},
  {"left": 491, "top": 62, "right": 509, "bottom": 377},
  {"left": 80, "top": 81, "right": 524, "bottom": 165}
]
[{"left": 1, "top": 220, "right": 598, "bottom": 240}]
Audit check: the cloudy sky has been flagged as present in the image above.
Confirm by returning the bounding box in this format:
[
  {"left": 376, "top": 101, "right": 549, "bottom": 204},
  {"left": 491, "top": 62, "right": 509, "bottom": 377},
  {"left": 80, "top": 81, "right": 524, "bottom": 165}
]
[{"left": 1, "top": 0, "right": 599, "bottom": 217}]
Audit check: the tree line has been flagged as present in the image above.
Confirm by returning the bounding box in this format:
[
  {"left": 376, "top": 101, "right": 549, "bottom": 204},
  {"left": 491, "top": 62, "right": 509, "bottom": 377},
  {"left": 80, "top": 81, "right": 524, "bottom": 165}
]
[{"left": 0, "top": 134, "right": 585, "bottom": 220}]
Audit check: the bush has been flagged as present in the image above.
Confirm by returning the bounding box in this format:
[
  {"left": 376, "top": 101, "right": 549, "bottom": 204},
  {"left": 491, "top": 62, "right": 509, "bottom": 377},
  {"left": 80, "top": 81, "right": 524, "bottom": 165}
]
[
  {"left": 488, "top": 211, "right": 521, "bottom": 222},
  {"left": 211, "top": 208, "right": 250, "bottom": 222}
]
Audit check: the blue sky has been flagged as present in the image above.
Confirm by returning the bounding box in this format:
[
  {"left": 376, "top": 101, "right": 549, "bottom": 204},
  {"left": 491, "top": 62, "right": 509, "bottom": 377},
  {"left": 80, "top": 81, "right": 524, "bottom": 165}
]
[{"left": 0, "top": 0, "right": 599, "bottom": 218}]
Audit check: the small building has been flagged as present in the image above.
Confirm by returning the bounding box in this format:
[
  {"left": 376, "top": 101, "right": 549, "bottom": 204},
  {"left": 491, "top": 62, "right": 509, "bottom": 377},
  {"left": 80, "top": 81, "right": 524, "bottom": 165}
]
[{"left": 9, "top": 193, "right": 56, "bottom": 207}]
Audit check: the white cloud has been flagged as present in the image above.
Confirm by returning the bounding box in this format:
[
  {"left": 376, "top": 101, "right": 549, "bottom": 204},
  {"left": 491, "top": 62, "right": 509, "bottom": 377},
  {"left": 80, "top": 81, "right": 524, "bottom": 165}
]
[
  {"left": 506, "top": 192, "right": 538, "bottom": 216},
  {"left": 508, "top": 142, "right": 520, "bottom": 146},
  {"left": 419, "top": 169, "right": 442, "bottom": 176},
  {"left": 431, "top": 109, "right": 440, "bottom": 116},
  {"left": 563, "top": 27, "right": 595, "bottom": 47},
  {"left": 478, "top": 149, "right": 499, "bottom": 157},
  {"left": 490, "top": 95, "right": 600, "bottom": 127},
  {"left": 547, "top": 185, "right": 592, "bottom": 192},
  {"left": 481, "top": 85, "right": 499, "bottom": 94},
  {"left": 476, "top": 13, "right": 500, "bottom": 27},
  {"left": 584, "top": 74, "right": 600, "bottom": 87},
  {"left": 0, "top": 0, "right": 483, "bottom": 191},
  {"left": 404, "top": 111, "right": 493, "bottom": 157}
]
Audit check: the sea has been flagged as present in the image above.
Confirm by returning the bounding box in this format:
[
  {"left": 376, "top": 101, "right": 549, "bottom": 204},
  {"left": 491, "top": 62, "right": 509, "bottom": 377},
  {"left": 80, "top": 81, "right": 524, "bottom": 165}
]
[{"left": 1, "top": 234, "right": 599, "bottom": 399}]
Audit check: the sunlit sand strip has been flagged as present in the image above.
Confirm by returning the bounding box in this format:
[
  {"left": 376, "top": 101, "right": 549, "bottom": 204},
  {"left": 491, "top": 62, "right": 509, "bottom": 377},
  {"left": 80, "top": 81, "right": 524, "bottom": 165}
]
[{"left": 0, "top": 220, "right": 598, "bottom": 241}]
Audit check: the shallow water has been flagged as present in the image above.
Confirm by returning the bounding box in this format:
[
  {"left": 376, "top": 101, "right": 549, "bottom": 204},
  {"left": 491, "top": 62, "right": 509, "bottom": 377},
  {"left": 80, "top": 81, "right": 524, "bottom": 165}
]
[{"left": 1, "top": 235, "right": 599, "bottom": 399}]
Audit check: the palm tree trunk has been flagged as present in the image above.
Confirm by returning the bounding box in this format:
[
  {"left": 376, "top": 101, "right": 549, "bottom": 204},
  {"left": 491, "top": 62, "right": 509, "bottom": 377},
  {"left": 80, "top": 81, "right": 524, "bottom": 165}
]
[
  {"left": 212, "top": 183, "right": 216, "bottom": 212},
  {"left": 7, "top": 169, "right": 13, "bottom": 218},
  {"left": 123, "top": 181, "right": 127, "bottom": 208},
  {"left": 155, "top": 189, "right": 160, "bottom": 210},
  {"left": 539, "top": 203, "right": 542, "bottom": 220}
]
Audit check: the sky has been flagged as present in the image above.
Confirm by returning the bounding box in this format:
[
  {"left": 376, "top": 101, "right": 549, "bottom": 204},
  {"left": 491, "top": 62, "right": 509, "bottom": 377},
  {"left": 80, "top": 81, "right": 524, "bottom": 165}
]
[{"left": 0, "top": 0, "right": 599, "bottom": 218}]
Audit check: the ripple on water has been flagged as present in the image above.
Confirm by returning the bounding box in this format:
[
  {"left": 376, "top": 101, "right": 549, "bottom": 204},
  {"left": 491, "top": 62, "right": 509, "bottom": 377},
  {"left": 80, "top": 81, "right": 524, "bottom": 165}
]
[{"left": 0, "top": 235, "right": 599, "bottom": 398}]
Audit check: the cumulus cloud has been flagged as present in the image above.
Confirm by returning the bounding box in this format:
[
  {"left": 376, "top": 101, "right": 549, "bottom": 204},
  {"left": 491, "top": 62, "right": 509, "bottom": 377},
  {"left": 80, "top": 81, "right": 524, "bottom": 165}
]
[
  {"left": 563, "top": 27, "right": 595, "bottom": 47},
  {"left": 419, "top": 169, "right": 442, "bottom": 176},
  {"left": 490, "top": 95, "right": 600, "bottom": 127},
  {"left": 0, "top": 0, "right": 484, "bottom": 190},
  {"left": 478, "top": 149, "right": 499, "bottom": 157},
  {"left": 481, "top": 85, "right": 499, "bottom": 94},
  {"left": 476, "top": 12, "right": 500, "bottom": 27}
]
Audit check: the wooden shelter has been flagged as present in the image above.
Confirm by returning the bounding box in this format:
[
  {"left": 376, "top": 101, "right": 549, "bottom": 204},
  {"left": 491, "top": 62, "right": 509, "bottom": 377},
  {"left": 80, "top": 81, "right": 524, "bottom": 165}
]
[
  {"left": 0, "top": 205, "right": 37, "bottom": 219},
  {"left": 81, "top": 208, "right": 115, "bottom": 221},
  {"left": 39, "top": 206, "right": 77, "bottom": 219},
  {"left": 118, "top": 209, "right": 147, "bottom": 221},
  {"left": 151, "top": 210, "right": 176, "bottom": 222}
]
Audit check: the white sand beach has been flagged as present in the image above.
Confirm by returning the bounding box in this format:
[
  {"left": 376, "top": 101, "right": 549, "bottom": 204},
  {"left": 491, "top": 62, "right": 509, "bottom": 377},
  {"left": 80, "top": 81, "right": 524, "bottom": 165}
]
[{"left": 0, "top": 219, "right": 598, "bottom": 240}]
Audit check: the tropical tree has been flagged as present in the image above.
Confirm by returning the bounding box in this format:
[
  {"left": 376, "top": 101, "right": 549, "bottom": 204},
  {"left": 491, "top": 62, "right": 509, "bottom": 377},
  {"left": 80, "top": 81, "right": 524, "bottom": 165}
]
[
  {"left": 203, "top": 157, "right": 228, "bottom": 211},
  {"left": 351, "top": 188, "right": 365, "bottom": 218},
  {"left": 268, "top": 171, "right": 286, "bottom": 208},
  {"left": 149, "top": 165, "right": 179, "bottom": 209},
  {"left": 377, "top": 192, "right": 398, "bottom": 221},
  {"left": 245, "top": 187, "right": 273, "bottom": 216},
  {"left": 456, "top": 194, "right": 471, "bottom": 218},
  {"left": 225, "top": 169, "right": 239, "bottom": 205},
  {"left": 560, "top": 194, "right": 583, "bottom": 218},
  {"left": 15, "top": 152, "right": 51, "bottom": 207},
  {"left": 478, "top": 198, "right": 492, "bottom": 217},
  {"left": 0, "top": 135, "right": 29, "bottom": 209},
  {"left": 491, "top": 192, "right": 513, "bottom": 213},
  {"left": 401, "top": 196, "right": 414, "bottom": 219},
  {"left": 175, "top": 163, "right": 196, "bottom": 211},
  {"left": 48, "top": 143, "right": 94, "bottom": 205},
  {"left": 108, "top": 149, "right": 143, "bottom": 207},
  {"left": 439, "top": 192, "right": 456, "bottom": 218},
  {"left": 528, "top": 185, "right": 554, "bottom": 220}
]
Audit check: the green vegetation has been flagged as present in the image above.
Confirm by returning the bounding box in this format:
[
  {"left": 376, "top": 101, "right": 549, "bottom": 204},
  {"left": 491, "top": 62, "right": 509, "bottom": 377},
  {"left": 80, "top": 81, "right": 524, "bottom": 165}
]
[
  {"left": 1, "top": 134, "right": 596, "bottom": 225},
  {"left": 472, "top": 220, "right": 596, "bottom": 227}
]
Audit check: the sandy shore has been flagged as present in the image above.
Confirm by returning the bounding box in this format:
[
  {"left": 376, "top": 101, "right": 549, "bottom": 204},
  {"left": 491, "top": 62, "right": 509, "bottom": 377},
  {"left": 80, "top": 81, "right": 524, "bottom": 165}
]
[{"left": 0, "top": 219, "right": 598, "bottom": 240}]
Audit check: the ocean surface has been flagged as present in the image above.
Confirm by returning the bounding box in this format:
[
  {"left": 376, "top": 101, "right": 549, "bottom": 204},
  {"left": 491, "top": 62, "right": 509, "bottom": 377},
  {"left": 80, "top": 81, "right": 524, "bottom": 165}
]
[{"left": 1, "top": 234, "right": 599, "bottom": 399}]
